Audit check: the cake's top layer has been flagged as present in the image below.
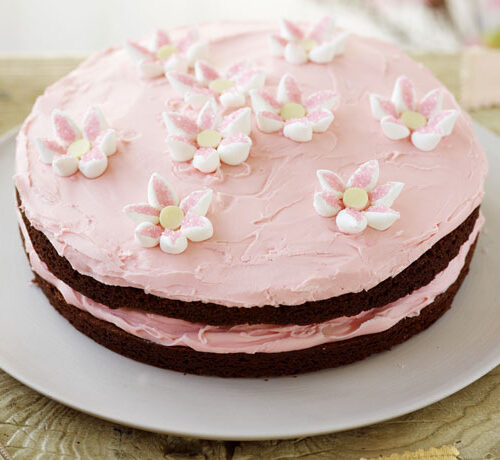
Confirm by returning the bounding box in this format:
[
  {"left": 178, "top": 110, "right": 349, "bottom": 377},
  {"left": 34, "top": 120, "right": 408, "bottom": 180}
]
[{"left": 15, "top": 22, "right": 488, "bottom": 308}]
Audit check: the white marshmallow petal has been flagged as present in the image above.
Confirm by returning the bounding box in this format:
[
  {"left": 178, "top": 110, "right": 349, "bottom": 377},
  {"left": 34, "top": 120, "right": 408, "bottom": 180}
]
[
  {"left": 304, "top": 90, "right": 339, "bottom": 112},
  {"left": 123, "top": 203, "right": 160, "bottom": 224},
  {"left": 279, "top": 18, "right": 304, "bottom": 41},
  {"left": 428, "top": 109, "right": 459, "bottom": 137},
  {"left": 51, "top": 109, "right": 81, "bottom": 146},
  {"left": 78, "top": 149, "right": 108, "bottom": 179},
  {"left": 365, "top": 206, "right": 400, "bottom": 231},
  {"left": 162, "top": 112, "right": 199, "bottom": 139},
  {"left": 220, "top": 89, "right": 246, "bottom": 108},
  {"left": 316, "top": 169, "right": 345, "bottom": 196},
  {"left": 277, "top": 73, "right": 302, "bottom": 105},
  {"left": 219, "top": 107, "right": 252, "bottom": 137},
  {"left": 309, "top": 32, "right": 349, "bottom": 63},
  {"left": 249, "top": 89, "right": 281, "bottom": 114},
  {"left": 181, "top": 214, "right": 214, "bottom": 242},
  {"left": 369, "top": 94, "right": 398, "bottom": 120},
  {"left": 36, "top": 138, "right": 66, "bottom": 164},
  {"left": 160, "top": 230, "right": 188, "bottom": 254},
  {"left": 369, "top": 182, "right": 404, "bottom": 208},
  {"left": 163, "top": 54, "right": 189, "bottom": 74},
  {"left": 269, "top": 34, "right": 287, "bottom": 57},
  {"left": 255, "top": 111, "right": 284, "bottom": 133},
  {"left": 284, "top": 43, "right": 308, "bottom": 65},
  {"left": 166, "top": 135, "right": 197, "bottom": 162},
  {"left": 411, "top": 129, "right": 442, "bottom": 152},
  {"left": 194, "top": 60, "right": 219, "bottom": 85},
  {"left": 82, "top": 106, "right": 108, "bottom": 143},
  {"left": 95, "top": 129, "right": 117, "bottom": 156},
  {"left": 283, "top": 118, "right": 313, "bottom": 142},
  {"left": 380, "top": 116, "right": 411, "bottom": 140},
  {"left": 346, "top": 160, "right": 379, "bottom": 192},
  {"left": 218, "top": 134, "right": 252, "bottom": 165},
  {"left": 306, "top": 108, "right": 334, "bottom": 133},
  {"left": 391, "top": 76, "right": 417, "bottom": 113},
  {"left": 52, "top": 155, "right": 79, "bottom": 177},
  {"left": 138, "top": 60, "right": 165, "bottom": 78},
  {"left": 185, "top": 41, "right": 209, "bottom": 66},
  {"left": 148, "top": 172, "right": 179, "bottom": 208},
  {"left": 336, "top": 208, "right": 368, "bottom": 234},
  {"left": 192, "top": 148, "right": 221, "bottom": 174},
  {"left": 197, "top": 99, "right": 221, "bottom": 131},
  {"left": 166, "top": 71, "right": 197, "bottom": 96}
]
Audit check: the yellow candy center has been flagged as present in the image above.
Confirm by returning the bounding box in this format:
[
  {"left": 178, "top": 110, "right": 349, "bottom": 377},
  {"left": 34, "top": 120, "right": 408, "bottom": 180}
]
[
  {"left": 300, "top": 38, "right": 318, "bottom": 52},
  {"left": 208, "top": 78, "right": 235, "bottom": 94},
  {"left": 159, "top": 206, "right": 184, "bottom": 230},
  {"left": 197, "top": 129, "right": 222, "bottom": 148},
  {"left": 401, "top": 111, "right": 427, "bottom": 130},
  {"left": 157, "top": 44, "right": 178, "bottom": 60},
  {"left": 67, "top": 139, "right": 91, "bottom": 159},
  {"left": 280, "top": 102, "right": 306, "bottom": 121},
  {"left": 343, "top": 187, "right": 369, "bottom": 211}
]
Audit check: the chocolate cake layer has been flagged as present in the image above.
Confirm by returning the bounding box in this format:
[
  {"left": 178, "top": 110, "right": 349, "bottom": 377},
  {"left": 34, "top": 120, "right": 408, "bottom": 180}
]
[
  {"left": 18, "top": 190, "right": 479, "bottom": 326},
  {"left": 30, "top": 238, "right": 477, "bottom": 378}
]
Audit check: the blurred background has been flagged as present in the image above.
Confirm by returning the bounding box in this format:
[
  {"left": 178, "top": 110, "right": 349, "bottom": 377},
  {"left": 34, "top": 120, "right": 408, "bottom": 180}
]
[
  {"left": 2, "top": 0, "right": 500, "bottom": 54},
  {"left": 1, "top": 0, "right": 499, "bottom": 134}
]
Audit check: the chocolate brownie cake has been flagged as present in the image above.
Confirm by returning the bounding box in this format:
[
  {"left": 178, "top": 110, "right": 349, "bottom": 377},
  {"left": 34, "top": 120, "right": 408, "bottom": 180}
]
[{"left": 14, "top": 19, "right": 487, "bottom": 377}]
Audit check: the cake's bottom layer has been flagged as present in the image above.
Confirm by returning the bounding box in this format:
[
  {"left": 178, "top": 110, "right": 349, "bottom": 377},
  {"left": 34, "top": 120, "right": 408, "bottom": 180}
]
[{"left": 32, "top": 239, "right": 476, "bottom": 377}]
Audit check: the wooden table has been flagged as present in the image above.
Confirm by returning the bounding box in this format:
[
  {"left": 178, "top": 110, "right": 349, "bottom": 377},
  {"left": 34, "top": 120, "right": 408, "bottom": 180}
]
[{"left": 1, "top": 56, "right": 499, "bottom": 460}]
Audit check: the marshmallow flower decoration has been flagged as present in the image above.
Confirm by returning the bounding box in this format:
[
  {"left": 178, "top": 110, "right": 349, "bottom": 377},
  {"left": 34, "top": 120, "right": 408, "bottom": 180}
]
[
  {"left": 314, "top": 160, "right": 404, "bottom": 234},
  {"left": 125, "top": 29, "right": 209, "bottom": 78},
  {"left": 123, "top": 173, "right": 214, "bottom": 254},
  {"left": 370, "top": 76, "right": 459, "bottom": 152},
  {"left": 163, "top": 99, "right": 252, "bottom": 173},
  {"left": 35, "top": 107, "right": 117, "bottom": 179},
  {"left": 167, "top": 60, "right": 266, "bottom": 109},
  {"left": 250, "top": 73, "right": 338, "bottom": 142},
  {"left": 270, "top": 17, "right": 349, "bottom": 65}
]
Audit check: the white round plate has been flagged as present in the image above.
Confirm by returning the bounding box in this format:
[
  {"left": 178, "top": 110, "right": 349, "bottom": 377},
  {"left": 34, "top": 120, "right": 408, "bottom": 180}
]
[{"left": 1, "top": 123, "right": 499, "bottom": 440}]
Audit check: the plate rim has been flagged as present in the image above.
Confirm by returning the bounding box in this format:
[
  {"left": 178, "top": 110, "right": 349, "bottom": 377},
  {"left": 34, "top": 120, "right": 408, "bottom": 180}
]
[{"left": 2, "top": 123, "right": 500, "bottom": 441}]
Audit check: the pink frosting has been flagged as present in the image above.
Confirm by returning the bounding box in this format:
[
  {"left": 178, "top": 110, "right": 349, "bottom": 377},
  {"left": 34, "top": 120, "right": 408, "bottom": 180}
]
[
  {"left": 19, "top": 211, "right": 483, "bottom": 354},
  {"left": 14, "top": 22, "right": 487, "bottom": 308}
]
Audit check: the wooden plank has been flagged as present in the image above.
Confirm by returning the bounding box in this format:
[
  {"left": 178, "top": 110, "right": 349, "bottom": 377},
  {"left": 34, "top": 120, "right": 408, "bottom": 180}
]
[{"left": 1, "top": 56, "right": 499, "bottom": 459}]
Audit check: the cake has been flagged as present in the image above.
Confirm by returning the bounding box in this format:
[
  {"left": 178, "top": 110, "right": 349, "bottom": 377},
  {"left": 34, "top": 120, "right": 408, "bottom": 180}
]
[{"left": 14, "top": 19, "right": 487, "bottom": 378}]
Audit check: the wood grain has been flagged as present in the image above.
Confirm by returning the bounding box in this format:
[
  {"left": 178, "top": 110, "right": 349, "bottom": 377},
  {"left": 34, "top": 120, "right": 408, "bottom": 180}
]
[{"left": 1, "top": 56, "right": 499, "bottom": 460}]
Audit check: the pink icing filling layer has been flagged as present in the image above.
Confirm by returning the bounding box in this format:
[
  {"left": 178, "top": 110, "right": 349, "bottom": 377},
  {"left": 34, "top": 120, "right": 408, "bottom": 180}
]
[
  {"left": 20, "top": 212, "right": 483, "bottom": 354},
  {"left": 15, "top": 23, "right": 488, "bottom": 308}
]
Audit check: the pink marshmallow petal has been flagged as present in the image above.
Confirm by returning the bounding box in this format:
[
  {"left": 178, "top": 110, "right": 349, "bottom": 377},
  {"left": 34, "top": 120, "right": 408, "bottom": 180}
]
[
  {"left": 418, "top": 88, "right": 444, "bottom": 119},
  {"left": 309, "top": 33, "right": 349, "bottom": 63},
  {"left": 82, "top": 106, "right": 108, "bottom": 143},
  {"left": 166, "top": 71, "right": 197, "bottom": 96},
  {"left": 197, "top": 99, "right": 221, "bottom": 131},
  {"left": 235, "top": 68, "right": 266, "bottom": 92},
  {"left": 176, "top": 29, "right": 198, "bottom": 53},
  {"left": 123, "top": 203, "right": 160, "bottom": 224},
  {"left": 194, "top": 60, "right": 220, "bottom": 85},
  {"left": 166, "top": 134, "right": 197, "bottom": 162},
  {"left": 225, "top": 60, "right": 250, "bottom": 80},
  {"left": 135, "top": 222, "right": 162, "bottom": 248},
  {"left": 306, "top": 108, "right": 334, "bottom": 133},
  {"left": 78, "top": 147, "right": 108, "bottom": 179},
  {"left": 162, "top": 112, "right": 199, "bottom": 139},
  {"left": 365, "top": 205, "right": 400, "bottom": 231},
  {"left": 255, "top": 111, "right": 284, "bottom": 133},
  {"left": 313, "top": 191, "right": 343, "bottom": 217},
  {"left": 411, "top": 127, "right": 442, "bottom": 152},
  {"left": 218, "top": 134, "right": 252, "bottom": 165},
  {"left": 250, "top": 89, "right": 281, "bottom": 114},
  {"left": 179, "top": 189, "right": 213, "bottom": 216},
  {"left": 277, "top": 73, "right": 302, "bottom": 105},
  {"left": 391, "top": 76, "right": 416, "bottom": 113},
  {"left": 160, "top": 229, "right": 188, "bottom": 254},
  {"left": 94, "top": 128, "right": 117, "bottom": 156},
  {"left": 147, "top": 173, "right": 179, "bottom": 209},
  {"left": 316, "top": 169, "right": 345, "bottom": 196},
  {"left": 186, "top": 86, "right": 215, "bottom": 109},
  {"left": 181, "top": 214, "right": 214, "bottom": 242},
  {"left": 336, "top": 208, "right": 368, "bottom": 234},
  {"left": 283, "top": 118, "right": 313, "bottom": 142},
  {"left": 125, "top": 41, "right": 154, "bottom": 62},
  {"left": 269, "top": 34, "right": 288, "bottom": 56},
  {"left": 192, "top": 147, "right": 221, "bottom": 174},
  {"left": 347, "top": 160, "right": 379, "bottom": 192},
  {"left": 369, "top": 181, "right": 404, "bottom": 208},
  {"left": 427, "top": 109, "right": 459, "bottom": 136},
  {"left": 154, "top": 29, "right": 171, "bottom": 50},
  {"left": 36, "top": 138, "right": 66, "bottom": 164},
  {"left": 52, "top": 109, "right": 81, "bottom": 146},
  {"left": 380, "top": 115, "right": 411, "bottom": 140},
  {"left": 284, "top": 42, "right": 308, "bottom": 65},
  {"left": 304, "top": 90, "right": 339, "bottom": 111},
  {"left": 219, "top": 107, "right": 252, "bottom": 137},
  {"left": 308, "top": 16, "right": 336, "bottom": 43},
  {"left": 369, "top": 94, "right": 398, "bottom": 120},
  {"left": 52, "top": 155, "right": 79, "bottom": 177},
  {"left": 279, "top": 18, "right": 304, "bottom": 41}
]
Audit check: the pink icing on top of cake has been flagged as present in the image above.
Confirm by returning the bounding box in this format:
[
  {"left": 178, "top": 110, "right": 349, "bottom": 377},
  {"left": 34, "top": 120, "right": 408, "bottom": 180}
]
[{"left": 14, "top": 22, "right": 488, "bottom": 308}]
